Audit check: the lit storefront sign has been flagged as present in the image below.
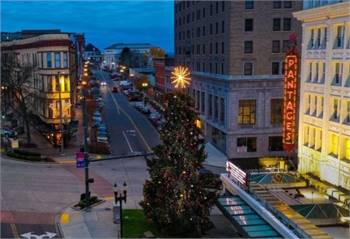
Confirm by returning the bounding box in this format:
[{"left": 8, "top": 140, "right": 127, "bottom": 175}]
[
  {"left": 283, "top": 52, "right": 298, "bottom": 153},
  {"left": 226, "top": 161, "right": 247, "bottom": 186}
]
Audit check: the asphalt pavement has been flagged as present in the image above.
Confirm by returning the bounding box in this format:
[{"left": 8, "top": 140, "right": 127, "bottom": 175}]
[{"left": 94, "top": 70, "right": 160, "bottom": 156}]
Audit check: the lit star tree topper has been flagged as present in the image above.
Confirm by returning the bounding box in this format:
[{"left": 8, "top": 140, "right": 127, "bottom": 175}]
[{"left": 171, "top": 66, "right": 191, "bottom": 89}]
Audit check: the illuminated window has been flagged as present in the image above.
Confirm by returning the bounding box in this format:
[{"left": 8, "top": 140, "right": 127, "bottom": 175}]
[
  {"left": 344, "top": 138, "right": 350, "bottom": 160},
  {"left": 329, "top": 134, "right": 339, "bottom": 156},
  {"left": 238, "top": 100, "right": 256, "bottom": 125},
  {"left": 237, "top": 137, "right": 257, "bottom": 152},
  {"left": 271, "top": 99, "right": 283, "bottom": 124},
  {"left": 315, "top": 129, "right": 322, "bottom": 152}
]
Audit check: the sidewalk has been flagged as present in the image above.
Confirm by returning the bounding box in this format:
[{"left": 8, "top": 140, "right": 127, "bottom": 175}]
[{"left": 59, "top": 200, "right": 119, "bottom": 238}]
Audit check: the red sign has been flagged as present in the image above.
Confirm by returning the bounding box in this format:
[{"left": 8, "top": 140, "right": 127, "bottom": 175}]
[
  {"left": 283, "top": 53, "right": 298, "bottom": 153},
  {"left": 226, "top": 161, "right": 247, "bottom": 186},
  {"left": 154, "top": 59, "right": 165, "bottom": 90}
]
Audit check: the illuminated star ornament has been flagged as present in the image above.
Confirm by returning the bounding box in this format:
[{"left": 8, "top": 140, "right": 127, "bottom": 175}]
[{"left": 171, "top": 66, "right": 191, "bottom": 89}]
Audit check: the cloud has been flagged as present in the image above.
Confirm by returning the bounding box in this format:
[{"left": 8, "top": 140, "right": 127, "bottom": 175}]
[{"left": 1, "top": 0, "right": 174, "bottom": 53}]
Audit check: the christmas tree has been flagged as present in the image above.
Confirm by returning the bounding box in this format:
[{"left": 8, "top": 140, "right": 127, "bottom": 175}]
[{"left": 140, "top": 92, "right": 221, "bottom": 237}]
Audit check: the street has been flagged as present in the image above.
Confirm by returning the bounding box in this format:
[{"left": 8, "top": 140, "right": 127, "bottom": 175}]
[{"left": 94, "top": 70, "right": 161, "bottom": 156}]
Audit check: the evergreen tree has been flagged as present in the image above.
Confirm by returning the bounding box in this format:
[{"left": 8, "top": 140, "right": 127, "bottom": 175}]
[{"left": 141, "top": 92, "right": 221, "bottom": 237}]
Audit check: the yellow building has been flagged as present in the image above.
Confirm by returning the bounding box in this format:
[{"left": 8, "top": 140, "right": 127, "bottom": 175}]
[
  {"left": 294, "top": 1, "right": 350, "bottom": 190},
  {"left": 1, "top": 32, "right": 78, "bottom": 134}
]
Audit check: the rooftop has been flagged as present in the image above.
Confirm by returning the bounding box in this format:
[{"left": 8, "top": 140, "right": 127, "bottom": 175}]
[{"left": 105, "top": 43, "right": 154, "bottom": 50}]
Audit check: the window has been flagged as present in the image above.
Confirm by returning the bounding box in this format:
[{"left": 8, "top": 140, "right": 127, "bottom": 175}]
[
  {"left": 196, "top": 44, "right": 200, "bottom": 54},
  {"left": 284, "top": 1, "right": 292, "bottom": 8},
  {"left": 244, "top": 62, "right": 253, "bottom": 75},
  {"left": 310, "top": 29, "right": 315, "bottom": 48},
  {"left": 273, "top": 1, "right": 282, "bottom": 8},
  {"left": 244, "top": 41, "right": 253, "bottom": 53},
  {"left": 316, "top": 28, "right": 321, "bottom": 48},
  {"left": 314, "top": 62, "right": 319, "bottom": 82},
  {"left": 283, "top": 18, "right": 291, "bottom": 31},
  {"left": 222, "top": 1, "right": 225, "bottom": 11},
  {"left": 214, "top": 96, "right": 218, "bottom": 119},
  {"left": 210, "top": 23, "right": 213, "bottom": 35},
  {"left": 308, "top": 62, "right": 313, "bottom": 82},
  {"left": 202, "top": 44, "right": 206, "bottom": 54},
  {"left": 334, "top": 62, "right": 343, "bottom": 85},
  {"left": 221, "top": 63, "right": 224, "bottom": 74},
  {"left": 271, "top": 99, "right": 283, "bottom": 124},
  {"left": 273, "top": 18, "right": 281, "bottom": 31},
  {"left": 196, "top": 9, "right": 200, "bottom": 20},
  {"left": 196, "top": 27, "right": 200, "bottom": 37},
  {"left": 335, "top": 25, "right": 344, "bottom": 48},
  {"left": 238, "top": 100, "right": 256, "bottom": 125},
  {"left": 208, "top": 94, "right": 212, "bottom": 116},
  {"left": 272, "top": 40, "right": 280, "bottom": 53},
  {"left": 216, "top": 1, "right": 219, "bottom": 14},
  {"left": 245, "top": 0, "right": 254, "bottom": 9},
  {"left": 332, "top": 98, "right": 339, "bottom": 120},
  {"left": 215, "top": 63, "right": 218, "bottom": 74},
  {"left": 196, "top": 90, "right": 200, "bottom": 110},
  {"left": 210, "top": 4, "right": 213, "bottom": 16},
  {"left": 47, "top": 52, "right": 52, "bottom": 68},
  {"left": 329, "top": 134, "right": 338, "bottom": 156},
  {"left": 269, "top": 136, "right": 283, "bottom": 151},
  {"left": 220, "top": 98, "right": 225, "bottom": 123},
  {"left": 283, "top": 40, "right": 290, "bottom": 52},
  {"left": 221, "top": 21, "right": 225, "bottom": 33},
  {"left": 272, "top": 62, "right": 280, "bottom": 75},
  {"left": 210, "top": 42, "right": 213, "bottom": 54},
  {"left": 55, "top": 52, "right": 61, "bottom": 68},
  {"left": 237, "top": 137, "right": 257, "bottom": 152},
  {"left": 215, "top": 42, "right": 218, "bottom": 54},
  {"left": 202, "top": 26, "right": 206, "bottom": 36},
  {"left": 209, "top": 62, "right": 212, "bottom": 72},
  {"left": 245, "top": 19, "right": 253, "bottom": 31},
  {"left": 201, "top": 92, "right": 205, "bottom": 113},
  {"left": 345, "top": 138, "right": 350, "bottom": 160},
  {"left": 346, "top": 101, "right": 350, "bottom": 123},
  {"left": 216, "top": 22, "right": 219, "bottom": 34},
  {"left": 222, "top": 42, "right": 224, "bottom": 54}
]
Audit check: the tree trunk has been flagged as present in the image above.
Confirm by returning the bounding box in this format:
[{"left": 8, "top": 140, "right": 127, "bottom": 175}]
[{"left": 24, "top": 112, "right": 31, "bottom": 144}]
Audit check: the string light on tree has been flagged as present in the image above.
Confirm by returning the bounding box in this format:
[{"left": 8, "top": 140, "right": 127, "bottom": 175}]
[{"left": 171, "top": 66, "right": 191, "bottom": 89}]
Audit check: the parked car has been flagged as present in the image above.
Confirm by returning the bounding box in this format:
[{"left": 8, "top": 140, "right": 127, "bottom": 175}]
[
  {"left": 112, "top": 86, "right": 119, "bottom": 93},
  {"left": 134, "top": 102, "right": 144, "bottom": 111},
  {"left": 97, "top": 134, "right": 108, "bottom": 143},
  {"left": 128, "top": 91, "right": 143, "bottom": 101},
  {"left": 141, "top": 106, "right": 151, "bottom": 114},
  {"left": 0, "top": 128, "right": 17, "bottom": 138}
]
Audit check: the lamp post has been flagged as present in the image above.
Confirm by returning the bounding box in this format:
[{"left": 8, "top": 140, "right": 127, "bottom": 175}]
[
  {"left": 57, "top": 71, "right": 64, "bottom": 154},
  {"left": 113, "top": 182, "right": 127, "bottom": 238}
]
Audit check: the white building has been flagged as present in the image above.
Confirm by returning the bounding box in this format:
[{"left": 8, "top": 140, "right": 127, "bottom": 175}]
[
  {"left": 294, "top": 0, "right": 350, "bottom": 190},
  {"left": 102, "top": 43, "right": 154, "bottom": 70}
]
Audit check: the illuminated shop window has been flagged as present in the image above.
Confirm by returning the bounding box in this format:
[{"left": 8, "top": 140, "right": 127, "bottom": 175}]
[
  {"left": 237, "top": 137, "right": 257, "bottom": 152},
  {"left": 329, "top": 134, "right": 339, "bottom": 156},
  {"left": 238, "top": 100, "right": 256, "bottom": 125},
  {"left": 344, "top": 138, "right": 350, "bottom": 160}
]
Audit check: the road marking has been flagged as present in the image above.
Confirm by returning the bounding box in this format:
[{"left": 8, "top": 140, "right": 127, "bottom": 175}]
[
  {"left": 10, "top": 223, "right": 19, "bottom": 238},
  {"left": 122, "top": 131, "right": 134, "bottom": 153},
  {"left": 97, "top": 70, "right": 152, "bottom": 152},
  {"left": 21, "top": 232, "right": 56, "bottom": 239},
  {"left": 60, "top": 212, "right": 70, "bottom": 225}
]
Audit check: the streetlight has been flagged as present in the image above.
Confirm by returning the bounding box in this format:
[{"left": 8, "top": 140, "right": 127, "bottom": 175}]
[{"left": 113, "top": 182, "right": 127, "bottom": 238}]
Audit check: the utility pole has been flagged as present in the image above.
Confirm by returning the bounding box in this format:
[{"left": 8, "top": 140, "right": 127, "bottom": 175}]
[{"left": 58, "top": 71, "right": 64, "bottom": 155}]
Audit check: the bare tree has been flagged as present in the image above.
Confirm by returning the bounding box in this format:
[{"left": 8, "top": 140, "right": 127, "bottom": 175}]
[{"left": 1, "top": 52, "right": 35, "bottom": 144}]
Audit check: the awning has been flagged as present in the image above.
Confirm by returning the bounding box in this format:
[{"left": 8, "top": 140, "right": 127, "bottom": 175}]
[{"left": 204, "top": 142, "right": 228, "bottom": 167}]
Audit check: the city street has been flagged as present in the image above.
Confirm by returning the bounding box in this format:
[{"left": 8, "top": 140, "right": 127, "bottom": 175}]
[{"left": 94, "top": 70, "right": 161, "bottom": 156}]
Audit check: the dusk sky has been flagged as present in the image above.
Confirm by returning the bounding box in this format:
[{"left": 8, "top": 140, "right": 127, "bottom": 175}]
[{"left": 1, "top": 0, "right": 174, "bottom": 53}]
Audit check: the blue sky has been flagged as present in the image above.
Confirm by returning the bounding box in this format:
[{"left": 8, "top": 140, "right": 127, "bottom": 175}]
[{"left": 1, "top": 0, "right": 174, "bottom": 53}]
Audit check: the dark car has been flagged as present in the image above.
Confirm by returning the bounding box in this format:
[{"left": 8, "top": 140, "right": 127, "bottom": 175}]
[
  {"left": 112, "top": 86, "right": 119, "bottom": 93},
  {"left": 128, "top": 91, "right": 143, "bottom": 101}
]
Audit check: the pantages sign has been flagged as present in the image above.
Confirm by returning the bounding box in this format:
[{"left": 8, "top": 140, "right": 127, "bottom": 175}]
[{"left": 283, "top": 50, "right": 298, "bottom": 153}]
